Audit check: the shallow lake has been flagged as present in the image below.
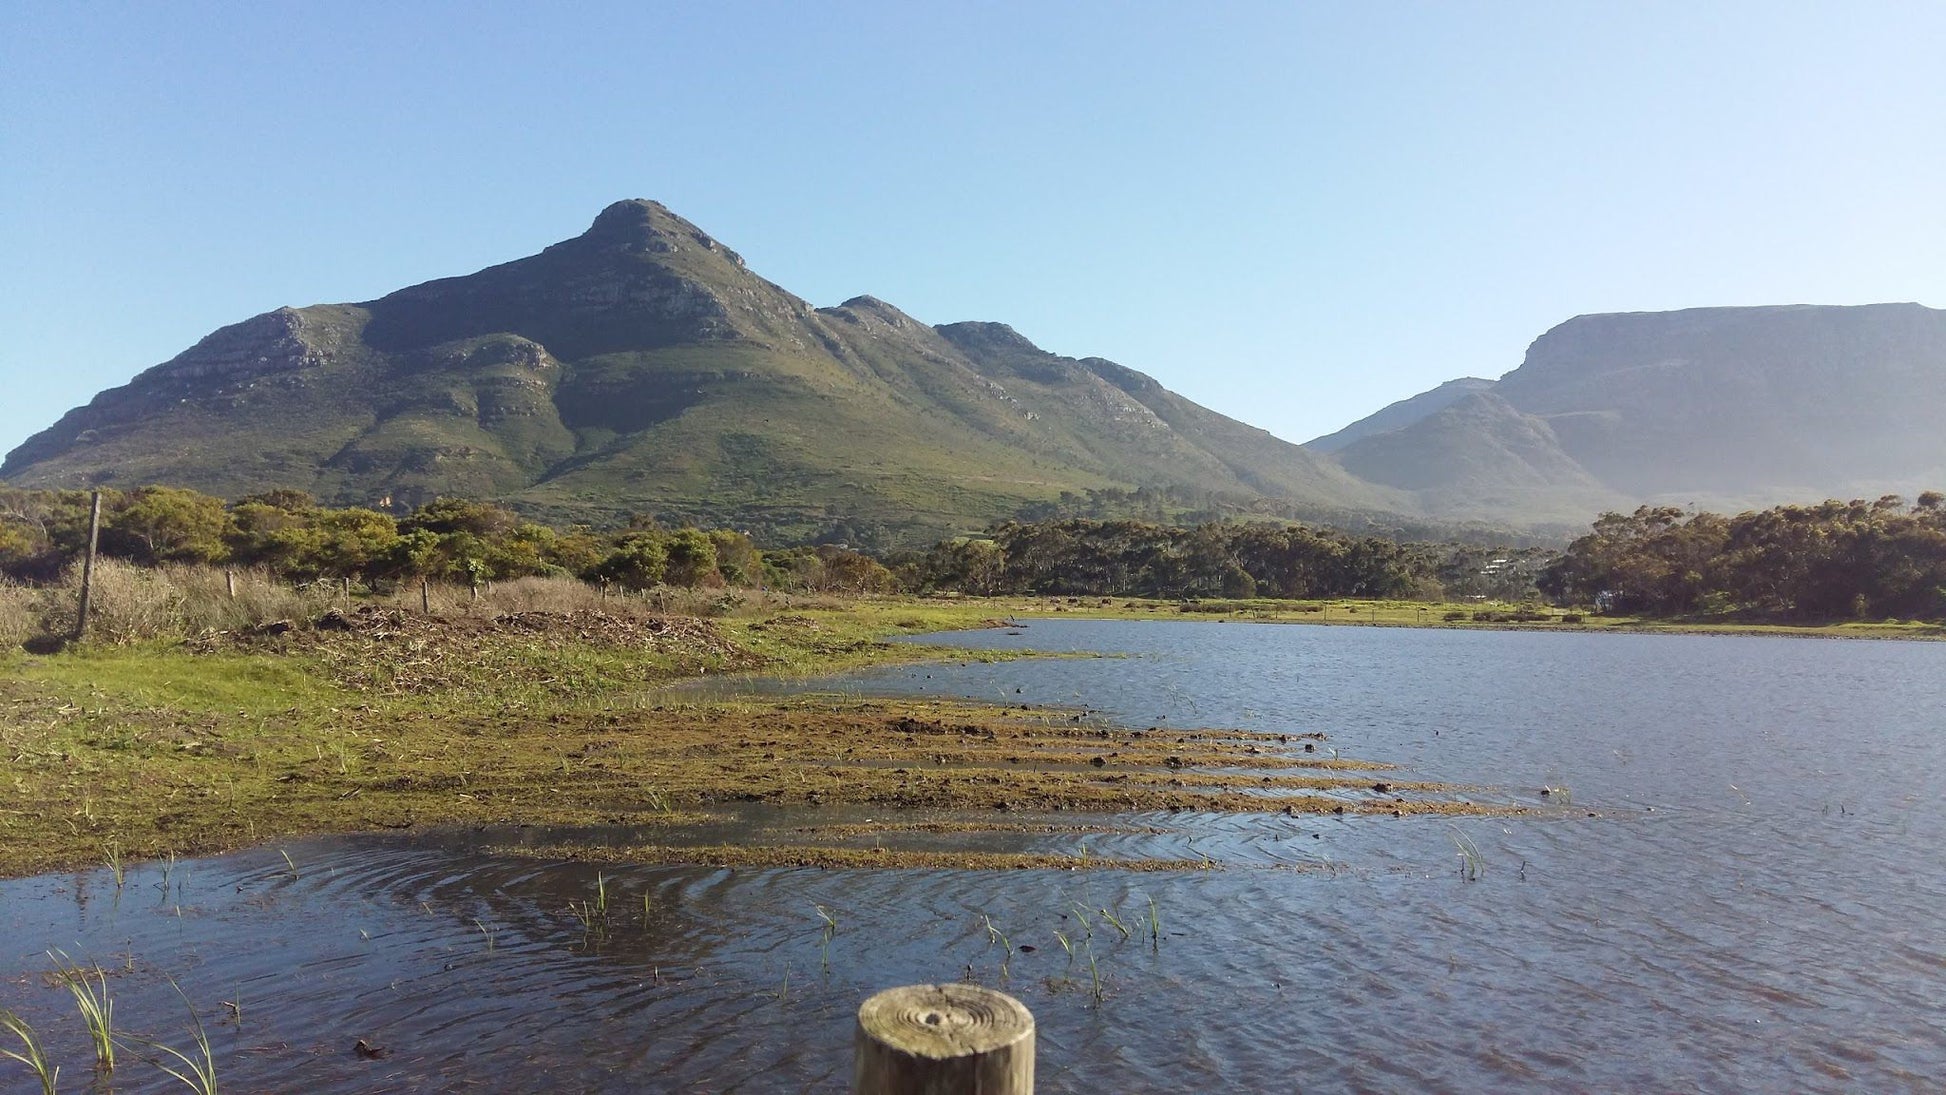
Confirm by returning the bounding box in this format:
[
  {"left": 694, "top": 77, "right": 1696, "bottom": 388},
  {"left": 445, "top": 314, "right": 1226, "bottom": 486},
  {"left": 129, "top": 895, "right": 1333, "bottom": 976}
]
[{"left": 5, "top": 620, "right": 1944, "bottom": 1091}]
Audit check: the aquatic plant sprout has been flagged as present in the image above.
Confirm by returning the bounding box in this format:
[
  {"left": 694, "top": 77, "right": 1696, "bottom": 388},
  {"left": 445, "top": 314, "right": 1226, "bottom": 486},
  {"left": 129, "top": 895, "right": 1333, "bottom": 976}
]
[
  {"left": 0, "top": 1008, "right": 58, "bottom": 1095},
  {"left": 135, "top": 979, "right": 219, "bottom": 1095},
  {"left": 50, "top": 949, "right": 114, "bottom": 1074},
  {"left": 1451, "top": 828, "right": 1485, "bottom": 881},
  {"left": 814, "top": 905, "right": 838, "bottom": 971}
]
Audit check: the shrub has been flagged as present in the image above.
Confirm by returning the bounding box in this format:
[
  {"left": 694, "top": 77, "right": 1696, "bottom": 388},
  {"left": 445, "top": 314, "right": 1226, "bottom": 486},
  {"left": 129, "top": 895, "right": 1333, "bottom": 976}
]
[{"left": 0, "top": 577, "right": 36, "bottom": 648}]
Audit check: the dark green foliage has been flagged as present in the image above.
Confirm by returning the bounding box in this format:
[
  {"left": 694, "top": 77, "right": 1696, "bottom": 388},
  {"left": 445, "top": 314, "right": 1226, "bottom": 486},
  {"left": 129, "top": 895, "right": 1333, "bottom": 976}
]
[
  {"left": 591, "top": 535, "right": 668, "bottom": 589},
  {"left": 1540, "top": 496, "right": 1946, "bottom": 620},
  {"left": 905, "top": 518, "right": 1434, "bottom": 600},
  {"left": 0, "top": 487, "right": 783, "bottom": 592},
  {"left": 661, "top": 529, "right": 720, "bottom": 588}
]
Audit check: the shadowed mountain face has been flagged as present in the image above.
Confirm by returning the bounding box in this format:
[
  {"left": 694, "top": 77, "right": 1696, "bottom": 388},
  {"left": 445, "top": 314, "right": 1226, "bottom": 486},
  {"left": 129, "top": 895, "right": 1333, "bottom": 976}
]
[
  {"left": 1309, "top": 303, "right": 1946, "bottom": 520},
  {"left": 1, "top": 201, "right": 1405, "bottom": 543}
]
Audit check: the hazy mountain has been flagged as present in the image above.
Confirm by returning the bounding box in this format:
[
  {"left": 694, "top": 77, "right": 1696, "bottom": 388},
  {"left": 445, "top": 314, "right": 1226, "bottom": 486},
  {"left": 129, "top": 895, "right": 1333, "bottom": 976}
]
[
  {"left": 1317, "top": 303, "right": 1946, "bottom": 521},
  {"left": 1, "top": 200, "right": 1407, "bottom": 544},
  {"left": 1304, "top": 377, "right": 1494, "bottom": 454},
  {"left": 1333, "top": 392, "right": 1624, "bottom": 518}
]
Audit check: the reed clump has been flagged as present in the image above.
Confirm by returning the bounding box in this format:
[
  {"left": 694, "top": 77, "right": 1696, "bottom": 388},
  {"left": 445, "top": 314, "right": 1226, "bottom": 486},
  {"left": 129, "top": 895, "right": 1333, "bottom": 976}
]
[{"left": 50, "top": 949, "right": 115, "bottom": 1074}]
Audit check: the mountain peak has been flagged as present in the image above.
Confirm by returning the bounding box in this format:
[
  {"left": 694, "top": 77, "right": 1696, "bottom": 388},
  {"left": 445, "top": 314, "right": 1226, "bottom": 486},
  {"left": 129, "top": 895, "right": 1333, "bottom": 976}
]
[
  {"left": 934, "top": 321, "right": 1046, "bottom": 358},
  {"left": 576, "top": 199, "right": 743, "bottom": 265}
]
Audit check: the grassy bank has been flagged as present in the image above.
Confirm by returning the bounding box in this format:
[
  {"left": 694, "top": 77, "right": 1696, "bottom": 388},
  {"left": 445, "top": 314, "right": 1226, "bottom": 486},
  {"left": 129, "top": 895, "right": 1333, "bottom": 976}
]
[
  {"left": 14, "top": 574, "right": 1913, "bottom": 879},
  {"left": 2, "top": 582, "right": 1557, "bottom": 879}
]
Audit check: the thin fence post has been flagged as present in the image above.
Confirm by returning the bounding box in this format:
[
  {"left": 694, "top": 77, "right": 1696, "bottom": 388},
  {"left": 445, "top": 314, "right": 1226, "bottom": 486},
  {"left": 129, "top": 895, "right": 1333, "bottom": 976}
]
[
  {"left": 226, "top": 569, "right": 237, "bottom": 599},
  {"left": 421, "top": 578, "right": 431, "bottom": 614},
  {"left": 343, "top": 576, "right": 352, "bottom": 614},
  {"left": 853, "top": 984, "right": 1033, "bottom": 1095},
  {"left": 74, "top": 490, "right": 103, "bottom": 642}
]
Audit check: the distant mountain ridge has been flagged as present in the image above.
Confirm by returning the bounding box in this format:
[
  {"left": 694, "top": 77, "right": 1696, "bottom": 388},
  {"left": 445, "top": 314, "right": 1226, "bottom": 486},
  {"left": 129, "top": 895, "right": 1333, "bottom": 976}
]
[
  {"left": 1, "top": 200, "right": 1404, "bottom": 544},
  {"left": 8, "top": 201, "right": 1939, "bottom": 541},
  {"left": 1305, "top": 377, "right": 1495, "bottom": 454},
  {"left": 1307, "top": 303, "right": 1946, "bottom": 521}
]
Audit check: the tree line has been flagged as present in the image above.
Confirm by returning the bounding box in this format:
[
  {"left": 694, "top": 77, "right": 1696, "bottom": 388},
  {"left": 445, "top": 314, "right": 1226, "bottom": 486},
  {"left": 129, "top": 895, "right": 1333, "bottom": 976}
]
[
  {"left": 37, "top": 485, "right": 1945, "bottom": 621},
  {"left": 1539, "top": 494, "right": 1946, "bottom": 620},
  {"left": 891, "top": 519, "right": 1487, "bottom": 600},
  {"left": 0, "top": 487, "right": 901, "bottom": 593},
  {"left": 1, "top": 486, "right": 1556, "bottom": 604}
]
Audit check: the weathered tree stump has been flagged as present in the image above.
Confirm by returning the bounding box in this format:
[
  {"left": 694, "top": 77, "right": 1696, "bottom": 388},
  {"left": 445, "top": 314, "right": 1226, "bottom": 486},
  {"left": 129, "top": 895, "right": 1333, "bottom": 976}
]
[{"left": 853, "top": 983, "right": 1034, "bottom": 1095}]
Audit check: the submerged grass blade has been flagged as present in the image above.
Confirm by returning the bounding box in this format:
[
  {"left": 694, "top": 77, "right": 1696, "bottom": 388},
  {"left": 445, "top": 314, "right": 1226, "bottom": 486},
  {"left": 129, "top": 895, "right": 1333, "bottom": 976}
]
[
  {"left": 50, "top": 949, "right": 114, "bottom": 1074},
  {"left": 813, "top": 904, "right": 838, "bottom": 971},
  {"left": 135, "top": 979, "right": 218, "bottom": 1095},
  {"left": 1450, "top": 827, "right": 1485, "bottom": 881},
  {"left": 0, "top": 1008, "right": 59, "bottom": 1095}
]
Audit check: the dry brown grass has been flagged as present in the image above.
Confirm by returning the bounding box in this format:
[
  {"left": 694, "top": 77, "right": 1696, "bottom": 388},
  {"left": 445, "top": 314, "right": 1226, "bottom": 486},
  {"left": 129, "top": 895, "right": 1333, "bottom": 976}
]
[
  {"left": 371, "top": 574, "right": 803, "bottom": 620},
  {"left": 0, "top": 576, "right": 37, "bottom": 649},
  {"left": 1, "top": 565, "right": 827, "bottom": 649},
  {"left": 2, "top": 561, "right": 341, "bottom": 647}
]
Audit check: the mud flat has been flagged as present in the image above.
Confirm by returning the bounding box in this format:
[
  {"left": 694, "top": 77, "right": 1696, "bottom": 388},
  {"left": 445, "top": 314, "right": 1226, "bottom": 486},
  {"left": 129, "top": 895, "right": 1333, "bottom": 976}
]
[{"left": 0, "top": 601, "right": 1532, "bottom": 877}]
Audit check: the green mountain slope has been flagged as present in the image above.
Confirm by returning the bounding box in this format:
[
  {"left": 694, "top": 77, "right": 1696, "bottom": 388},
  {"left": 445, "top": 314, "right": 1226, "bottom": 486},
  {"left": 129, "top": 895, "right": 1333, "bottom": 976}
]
[{"left": 2, "top": 200, "right": 1407, "bottom": 544}]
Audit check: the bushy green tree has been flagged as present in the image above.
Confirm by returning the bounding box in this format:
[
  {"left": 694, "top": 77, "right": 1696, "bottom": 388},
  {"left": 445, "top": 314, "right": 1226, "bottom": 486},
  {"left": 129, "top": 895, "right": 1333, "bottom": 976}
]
[
  {"left": 663, "top": 528, "right": 720, "bottom": 587},
  {"left": 592, "top": 535, "right": 669, "bottom": 589},
  {"left": 106, "top": 487, "right": 232, "bottom": 564}
]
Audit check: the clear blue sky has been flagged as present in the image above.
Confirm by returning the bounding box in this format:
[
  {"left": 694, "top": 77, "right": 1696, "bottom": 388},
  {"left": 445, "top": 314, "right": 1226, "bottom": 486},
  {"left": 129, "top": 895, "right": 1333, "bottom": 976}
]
[{"left": 4, "top": 2, "right": 1942, "bottom": 461}]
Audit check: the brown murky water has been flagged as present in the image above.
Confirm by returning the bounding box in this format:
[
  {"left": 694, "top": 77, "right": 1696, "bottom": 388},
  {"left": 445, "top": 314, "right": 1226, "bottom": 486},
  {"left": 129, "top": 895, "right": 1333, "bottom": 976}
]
[{"left": 4, "top": 621, "right": 1943, "bottom": 1091}]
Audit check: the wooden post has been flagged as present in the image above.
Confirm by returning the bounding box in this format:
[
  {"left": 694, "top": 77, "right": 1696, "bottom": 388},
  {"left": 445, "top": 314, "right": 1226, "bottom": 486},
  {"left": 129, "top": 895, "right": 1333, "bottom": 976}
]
[
  {"left": 343, "top": 576, "right": 353, "bottom": 613},
  {"left": 420, "top": 578, "right": 431, "bottom": 614},
  {"left": 74, "top": 490, "right": 103, "bottom": 642},
  {"left": 853, "top": 983, "right": 1033, "bottom": 1095},
  {"left": 225, "top": 569, "right": 237, "bottom": 599}
]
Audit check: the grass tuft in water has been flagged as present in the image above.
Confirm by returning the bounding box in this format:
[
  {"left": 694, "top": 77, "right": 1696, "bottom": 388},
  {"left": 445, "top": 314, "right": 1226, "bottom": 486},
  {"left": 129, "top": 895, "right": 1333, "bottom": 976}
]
[
  {"left": 0, "top": 1008, "right": 59, "bottom": 1095},
  {"left": 136, "top": 979, "right": 219, "bottom": 1095},
  {"left": 1451, "top": 828, "right": 1485, "bottom": 882},
  {"left": 813, "top": 904, "right": 838, "bottom": 972},
  {"left": 979, "top": 913, "right": 1015, "bottom": 979},
  {"left": 50, "top": 949, "right": 113, "bottom": 1074}
]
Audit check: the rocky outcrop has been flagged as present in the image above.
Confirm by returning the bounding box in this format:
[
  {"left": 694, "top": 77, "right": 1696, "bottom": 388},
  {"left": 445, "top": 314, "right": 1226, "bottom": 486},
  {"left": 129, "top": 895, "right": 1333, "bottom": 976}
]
[{"left": 146, "top": 307, "right": 330, "bottom": 384}]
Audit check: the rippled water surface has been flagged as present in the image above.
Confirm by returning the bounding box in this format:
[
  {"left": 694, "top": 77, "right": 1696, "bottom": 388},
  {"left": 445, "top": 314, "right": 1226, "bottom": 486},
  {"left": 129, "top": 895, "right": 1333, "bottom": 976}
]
[{"left": 5, "top": 621, "right": 1945, "bottom": 1092}]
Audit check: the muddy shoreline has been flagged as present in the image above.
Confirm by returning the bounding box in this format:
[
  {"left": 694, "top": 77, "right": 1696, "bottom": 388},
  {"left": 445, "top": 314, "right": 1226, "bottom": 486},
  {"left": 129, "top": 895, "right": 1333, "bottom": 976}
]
[{"left": 1, "top": 600, "right": 1558, "bottom": 878}]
